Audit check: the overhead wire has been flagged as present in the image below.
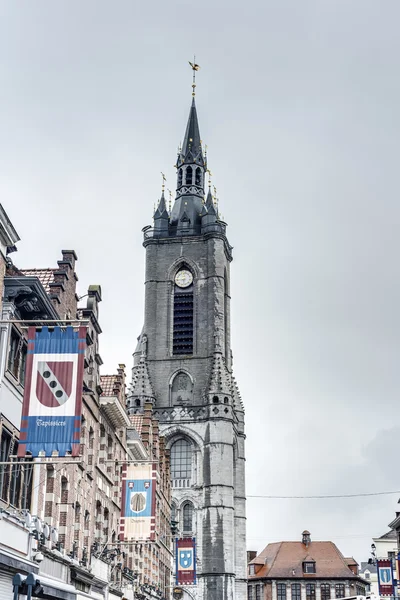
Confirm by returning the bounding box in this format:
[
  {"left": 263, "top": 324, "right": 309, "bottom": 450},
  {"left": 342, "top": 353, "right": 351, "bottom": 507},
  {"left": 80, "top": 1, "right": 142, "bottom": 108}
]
[{"left": 248, "top": 490, "right": 400, "bottom": 499}]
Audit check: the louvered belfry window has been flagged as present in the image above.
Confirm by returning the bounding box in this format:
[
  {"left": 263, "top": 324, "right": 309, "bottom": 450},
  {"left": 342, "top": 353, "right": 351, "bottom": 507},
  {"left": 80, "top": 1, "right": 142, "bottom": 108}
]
[{"left": 173, "top": 281, "right": 194, "bottom": 355}]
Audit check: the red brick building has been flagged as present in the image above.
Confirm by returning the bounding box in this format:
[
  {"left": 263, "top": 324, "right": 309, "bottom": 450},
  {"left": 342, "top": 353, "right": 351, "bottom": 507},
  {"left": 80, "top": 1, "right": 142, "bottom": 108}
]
[
  {"left": 248, "top": 531, "right": 367, "bottom": 600},
  {"left": 0, "top": 239, "right": 174, "bottom": 600}
]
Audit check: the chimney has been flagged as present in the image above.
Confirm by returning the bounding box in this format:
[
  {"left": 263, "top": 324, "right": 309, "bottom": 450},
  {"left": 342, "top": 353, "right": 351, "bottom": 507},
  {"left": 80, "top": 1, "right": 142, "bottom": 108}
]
[{"left": 302, "top": 530, "right": 311, "bottom": 547}]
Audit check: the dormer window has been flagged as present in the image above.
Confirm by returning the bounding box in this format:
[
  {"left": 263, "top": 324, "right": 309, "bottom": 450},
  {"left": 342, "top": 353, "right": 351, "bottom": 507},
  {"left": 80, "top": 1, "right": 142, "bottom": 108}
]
[
  {"left": 249, "top": 564, "right": 255, "bottom": 576},
  {"left": 303, "top": 561, "right": 316, "bottom": 574}
]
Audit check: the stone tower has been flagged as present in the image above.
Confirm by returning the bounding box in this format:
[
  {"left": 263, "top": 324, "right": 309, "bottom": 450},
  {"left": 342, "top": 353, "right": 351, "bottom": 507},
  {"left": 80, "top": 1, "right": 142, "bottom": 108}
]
[{"left": 128, "top": 93, "right": 246, "bottom": 600}]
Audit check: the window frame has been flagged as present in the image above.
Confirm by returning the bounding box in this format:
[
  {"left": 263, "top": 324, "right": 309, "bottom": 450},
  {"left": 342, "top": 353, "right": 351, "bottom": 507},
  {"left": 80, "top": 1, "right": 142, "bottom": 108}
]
[
  {"left": 335, "top": 584, "right": 345, "bottom": 598},
  {"left": 170, "top": 439, "right": 192, "bottom": 480},
  {"left": 182, "top": 502, "right": 194, "bottom": 533},
  {"left": 306, "top": 583, "right": 316, "bottom": 600},
  {"left": 320, "top": 583, "right": 331, "bottom": 600},
  {"left": 303, "top": 561, "right": 316, "bottom": 574},
  {"left": 277, "top": 583, "right": 286, "bottom": 600},
  {"left": 292, "top": 583, "right": 301, "bottom": 600},
  {"left": 7, "top": 327, "right": 27, "bottom": 386}
]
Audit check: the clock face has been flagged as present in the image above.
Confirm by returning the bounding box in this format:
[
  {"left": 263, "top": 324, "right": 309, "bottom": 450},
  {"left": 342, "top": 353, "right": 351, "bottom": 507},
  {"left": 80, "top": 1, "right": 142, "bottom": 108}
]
[{"left": 175, "top": 270, "right": 193, "bottom": 288}]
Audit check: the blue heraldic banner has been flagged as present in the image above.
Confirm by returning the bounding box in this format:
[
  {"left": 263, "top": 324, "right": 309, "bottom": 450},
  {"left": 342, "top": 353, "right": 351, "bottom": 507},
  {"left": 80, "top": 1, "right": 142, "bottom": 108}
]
[{"left": 18, "top": 326, "right": 86, "bottom": 457}]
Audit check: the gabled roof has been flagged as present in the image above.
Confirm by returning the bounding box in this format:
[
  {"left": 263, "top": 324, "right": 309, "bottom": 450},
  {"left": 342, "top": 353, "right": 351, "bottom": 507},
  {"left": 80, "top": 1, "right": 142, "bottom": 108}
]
[
  {"left": 377, "top": 530, "right": 396, "bottom": 540},
  {"left": 249, "top": 541, "right": 361, "bottom": 580},
  {"left": 360, "top": 562, "right": 377, "bottom": 574}
]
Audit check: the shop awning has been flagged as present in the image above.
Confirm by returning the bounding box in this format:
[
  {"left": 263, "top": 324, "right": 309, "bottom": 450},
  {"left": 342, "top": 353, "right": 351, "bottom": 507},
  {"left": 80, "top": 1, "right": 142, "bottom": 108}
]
[{"left": 36, "top": 573, "right": 77, "bottom": 600}]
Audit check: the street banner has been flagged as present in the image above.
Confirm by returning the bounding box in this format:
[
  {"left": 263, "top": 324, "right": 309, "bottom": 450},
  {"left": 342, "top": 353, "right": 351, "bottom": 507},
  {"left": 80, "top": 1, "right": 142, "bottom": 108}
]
[
  {"left": 120, "top": 462, "right": 156, "bottom": 541},
  {"left": 176, "top": 538, "right": 196, "bottom": 585},
  {"left": 377, "top": 559, "right": 394, "bottom": 596},
  {"left": 18, "top": 326, "right": 86, "bottom": 457}
]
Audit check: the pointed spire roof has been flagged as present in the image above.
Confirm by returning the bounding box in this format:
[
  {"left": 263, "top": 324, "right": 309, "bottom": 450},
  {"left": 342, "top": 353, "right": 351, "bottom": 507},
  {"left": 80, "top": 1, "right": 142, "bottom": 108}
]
[
  {"left": 205, "top": 187, "right": 217, "bottom": 215},
  {"left": 130, "top": 356, "right": 155, "bottom": 401},
  {"left": 154, "top": 191, "right": 169, "bottom": 220},
  {"left": 207, "top": 352, "right": 232, "bottom": 397},
  {"left": 182, "top": 98, "right": 202, "bottom": 157},
  {"left": 177, "top": 98, "right": 205, "bottom": 169}
]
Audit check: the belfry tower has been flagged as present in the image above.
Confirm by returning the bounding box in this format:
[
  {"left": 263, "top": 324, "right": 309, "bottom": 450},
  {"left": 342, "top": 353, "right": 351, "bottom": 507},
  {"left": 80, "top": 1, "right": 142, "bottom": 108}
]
[{"left": 129, "top": 71, "right": 247, "bottom": 600}]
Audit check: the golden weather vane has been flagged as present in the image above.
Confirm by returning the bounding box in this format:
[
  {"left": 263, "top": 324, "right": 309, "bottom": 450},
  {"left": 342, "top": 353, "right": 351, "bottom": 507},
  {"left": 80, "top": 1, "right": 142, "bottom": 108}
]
[
  {"left": 189, "top": 57, "right": 200, "bottom": 97},
  {"left": 161, "top": 172, "right": 166, "bottom": 191}
]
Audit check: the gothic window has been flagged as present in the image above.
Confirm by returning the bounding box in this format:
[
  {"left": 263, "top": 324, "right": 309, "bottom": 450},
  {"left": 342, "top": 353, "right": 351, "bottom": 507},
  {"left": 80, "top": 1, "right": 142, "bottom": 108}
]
[
  {"left": 182, "top": 502, "right": 193, "bottom": 532},
  {"left": 255, "top": 585, "right": 261, "bottom": 600},
  {"left": 277, "top": 584, "right": 287, "bottom": 600},
  {"left": 306, "top": 584, "right": 316, "bottom": 600},
  {"left": 248, "top": 587, "right": 253, "bottom": 600},
  {"left": 173, "top": 274, "right": 194, "bottom": 356},
  {"left": 170, "top": 439, "right": 192, "bottom": 479},
  {"left": 292, "top": 584, "right": 301, "bottom": 600},
  {"left": 171, "top": 372, "right": 193, "bottom": 405},
  {"left": 178, "top": 168, "right": 183, "bottom": 187},
  {"left": 321, "top": 585, "right": 331, "bottom": 600},
  {"left": 186, "top": 166, "right": 193, "bottom": 185},
  {"left": 195, "top": 167, "right": 201, "bottom": 186}
]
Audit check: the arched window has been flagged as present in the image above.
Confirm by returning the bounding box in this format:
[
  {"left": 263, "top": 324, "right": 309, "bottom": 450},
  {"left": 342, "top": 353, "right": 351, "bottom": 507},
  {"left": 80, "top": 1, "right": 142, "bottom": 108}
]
[
  {"left": 178, "top": 168, "right": 183, "bottom": 187},
  {"left": 182, "top": 502, "right": 193, "bottom": 532},
  {"left": 170, "top": 439, "right": 192, "bottom": 479},
  {"left": 171, "top": 503, "right": 177, "bottom": 522},
  {"left": 195, "top": 167, "right": 201, "bottom": 186},
  {"left": 171, "top": 372, "right": 193, "bottom": 405},
  {"left": 186, "top": 166, "right": 193, "bottom": 185}
]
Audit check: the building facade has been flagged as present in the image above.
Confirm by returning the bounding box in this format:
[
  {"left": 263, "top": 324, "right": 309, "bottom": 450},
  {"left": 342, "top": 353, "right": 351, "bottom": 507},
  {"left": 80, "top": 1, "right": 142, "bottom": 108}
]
[
  {"left": 248, "top": 531, "right": 368, "bottom": 600},
  {"left": 0, "top": 239, "right": 171, "bottom": 600},
  {"left": 128, "top": 93, "right": 247, "bottom": 600}
]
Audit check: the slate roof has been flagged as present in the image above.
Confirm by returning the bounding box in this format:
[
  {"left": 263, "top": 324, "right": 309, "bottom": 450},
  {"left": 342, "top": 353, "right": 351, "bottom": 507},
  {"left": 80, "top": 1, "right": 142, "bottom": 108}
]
[
  {"left": 180, "top": 98, "right": 203, "bottom": 160},
  {"left": 20, "top": 268, "right": 56, "bottom": 293},
  {"left": 249, "top": 541, "right": 361, "bottom": 580},
  {"left": 360, "top": 562, "right": 377, "bottom": 574},
  {"left": 377, "top": 530, "right": 396, "bottom": 540}
]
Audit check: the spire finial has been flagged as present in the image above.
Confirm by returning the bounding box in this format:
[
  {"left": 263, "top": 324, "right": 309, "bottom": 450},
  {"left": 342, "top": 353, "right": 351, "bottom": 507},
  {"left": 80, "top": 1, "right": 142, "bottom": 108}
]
[
  {"left": 161, "top": 172, "right": 166, "bottom": 192},
  {"left": 188, "top": 57, "right": 200, "bottom": 97},
  {"left": 207, "top": 169, "right": 213, "bottom": 188},
  {"left": 167, "top": 189, "right": 173, "bottom": 214}
]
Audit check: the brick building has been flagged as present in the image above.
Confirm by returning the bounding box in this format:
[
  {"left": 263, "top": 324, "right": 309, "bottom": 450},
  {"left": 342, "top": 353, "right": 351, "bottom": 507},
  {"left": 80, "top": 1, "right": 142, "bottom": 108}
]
[
  {"left": 0, "top": 239, "right": 172, "bottom": 600},
  {"left": 127, "top": 404, "right": 173, "bottom": 598},
  {"left": 247, "top": 531, "right": 368, "bottom": 600}
]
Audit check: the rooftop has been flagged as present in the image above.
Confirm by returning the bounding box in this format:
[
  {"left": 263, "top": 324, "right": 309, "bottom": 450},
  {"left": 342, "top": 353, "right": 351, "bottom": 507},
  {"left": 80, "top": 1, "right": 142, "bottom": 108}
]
[
  {"left": 249, "top": 541, "right": 363, "bottom": 580},
  {"left": 129, "top": 414, "right": 143, "bottom": 435},
  {"left": 20, "top": 268, "right": 56, "bottom": 293}
]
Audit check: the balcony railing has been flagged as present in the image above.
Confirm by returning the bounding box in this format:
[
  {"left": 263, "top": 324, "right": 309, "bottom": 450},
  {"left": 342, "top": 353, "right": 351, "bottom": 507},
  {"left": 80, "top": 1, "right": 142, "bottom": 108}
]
[{"left": 172, "top": 479, "right": 191, "bottom": 489}]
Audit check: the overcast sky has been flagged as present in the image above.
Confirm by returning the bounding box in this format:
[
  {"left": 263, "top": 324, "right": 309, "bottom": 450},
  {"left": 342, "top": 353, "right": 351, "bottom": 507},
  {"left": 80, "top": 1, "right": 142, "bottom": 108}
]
[{"left": 1, "top": 0, "right": 400, "bottom": 562}]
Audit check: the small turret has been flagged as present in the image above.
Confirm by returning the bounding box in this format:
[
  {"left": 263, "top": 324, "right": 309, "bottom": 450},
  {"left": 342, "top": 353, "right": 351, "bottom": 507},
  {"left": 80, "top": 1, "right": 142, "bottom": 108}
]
[{"left": 153, "top": 190, "right": 169, "bottom": 236}]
